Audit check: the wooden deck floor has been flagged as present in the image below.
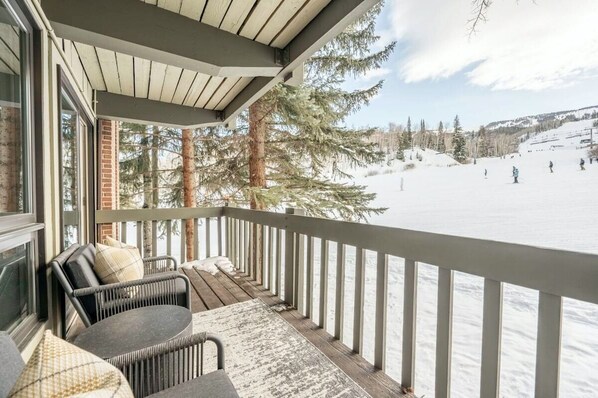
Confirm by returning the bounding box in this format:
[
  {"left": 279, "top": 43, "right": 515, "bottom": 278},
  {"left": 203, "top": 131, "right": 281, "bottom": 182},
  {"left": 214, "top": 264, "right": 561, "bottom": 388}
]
[{"left": 181, "top": 267, "right": 410, "bottom": 398}]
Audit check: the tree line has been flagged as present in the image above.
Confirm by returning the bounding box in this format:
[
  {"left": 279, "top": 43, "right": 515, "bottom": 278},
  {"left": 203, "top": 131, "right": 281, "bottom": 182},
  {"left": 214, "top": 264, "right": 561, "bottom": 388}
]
[{"left": 369, "top": 115, "right": 519, "bottom": 164}]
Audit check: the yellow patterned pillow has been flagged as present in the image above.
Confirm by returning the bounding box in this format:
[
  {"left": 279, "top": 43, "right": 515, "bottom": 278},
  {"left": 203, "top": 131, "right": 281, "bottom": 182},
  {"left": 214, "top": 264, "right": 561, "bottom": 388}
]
[
  {"left": 9, "top": 331, "right": 133, "bottom": 398},
  {"left": 95, "top": 243, "right": 144, "bottom": 284}
]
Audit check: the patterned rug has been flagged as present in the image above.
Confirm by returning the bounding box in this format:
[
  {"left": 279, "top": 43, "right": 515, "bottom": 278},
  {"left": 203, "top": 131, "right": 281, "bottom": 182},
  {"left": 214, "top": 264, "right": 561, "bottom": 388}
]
[{"left": 193, "top": 299, "right": 371, "bottom": 398}]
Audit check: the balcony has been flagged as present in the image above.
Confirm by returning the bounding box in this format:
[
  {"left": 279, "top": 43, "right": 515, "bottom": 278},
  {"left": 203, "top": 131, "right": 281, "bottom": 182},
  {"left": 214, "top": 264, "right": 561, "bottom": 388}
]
[{"left": 94, "top": 205, "right": 598, "bottom": 398}]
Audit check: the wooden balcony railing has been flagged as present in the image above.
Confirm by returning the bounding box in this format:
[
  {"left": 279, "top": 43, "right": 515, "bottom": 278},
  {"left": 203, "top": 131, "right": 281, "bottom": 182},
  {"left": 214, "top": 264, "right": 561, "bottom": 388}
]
[{"left": 95, "top": 206, "right": 598, "bottom": 398}]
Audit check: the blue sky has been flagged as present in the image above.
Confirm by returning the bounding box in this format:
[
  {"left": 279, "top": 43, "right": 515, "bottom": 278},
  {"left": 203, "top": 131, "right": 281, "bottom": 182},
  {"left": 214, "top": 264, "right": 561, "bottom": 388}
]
[{"left": 344, "top": 0, "right": 598, "bottom": 131}]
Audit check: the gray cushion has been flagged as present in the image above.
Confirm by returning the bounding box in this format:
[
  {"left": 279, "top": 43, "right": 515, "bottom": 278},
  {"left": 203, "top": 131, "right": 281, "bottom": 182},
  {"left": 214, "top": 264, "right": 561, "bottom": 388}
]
[
  {"left": 63, "top": 244, "right": 100, "bottom": 322},
  {"left": 146, "top": 370, "right": 239, "bottom": 398},
  {"left": 0, "top": 332, "right": 25, "bottom": 397},
  {"left": 63, "top": 244, "right": 100, "bottom": 290}
]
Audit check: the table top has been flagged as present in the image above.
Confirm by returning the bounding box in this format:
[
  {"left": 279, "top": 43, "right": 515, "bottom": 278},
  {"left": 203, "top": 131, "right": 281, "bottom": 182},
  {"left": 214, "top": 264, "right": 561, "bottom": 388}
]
[{"left": 74, "top": 305, "right": 192, "bottom": 359}]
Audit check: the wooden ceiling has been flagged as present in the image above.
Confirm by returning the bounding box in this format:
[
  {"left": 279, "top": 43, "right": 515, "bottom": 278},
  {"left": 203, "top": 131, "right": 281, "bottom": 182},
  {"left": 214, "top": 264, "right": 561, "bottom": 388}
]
[{"left": 42, "top": 0, "right": 374, "bottom": 127}]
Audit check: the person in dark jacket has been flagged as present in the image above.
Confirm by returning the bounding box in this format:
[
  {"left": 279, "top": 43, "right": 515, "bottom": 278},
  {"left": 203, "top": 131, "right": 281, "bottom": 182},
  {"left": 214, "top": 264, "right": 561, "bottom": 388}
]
[
  {"left": 513, "top": 167, "right": 519, "bottom": 183},
  {"left": 580, "top": 158, "right": 585, "bottom": 171},
  {"left": 549, "top": 161, "right": 553, "bottom": 173}
]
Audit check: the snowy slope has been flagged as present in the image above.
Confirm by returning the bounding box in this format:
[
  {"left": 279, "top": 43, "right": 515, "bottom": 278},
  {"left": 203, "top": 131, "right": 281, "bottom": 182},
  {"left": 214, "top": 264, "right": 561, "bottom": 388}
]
[
  {"left": 486, "top": 105, "right": 598, "bottom": 130},
  {"left": 520, "top": 119, "right": 596, "bottom": 152},
  {"left": 360, "top": 148, "right": 458, "bottom": 178},
  {"left": 349, "top": 148, "right": 598, "bottom": 397}
]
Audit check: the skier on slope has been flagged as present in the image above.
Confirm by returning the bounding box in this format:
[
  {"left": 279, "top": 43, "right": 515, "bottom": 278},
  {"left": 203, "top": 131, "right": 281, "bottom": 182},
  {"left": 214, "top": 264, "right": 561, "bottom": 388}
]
[
  {"left": 513, "top": 166, "right": 519, "bottom": 183},
  {"left": 549, "top": 161, "right": 553, "bottom": 173},
  {"left": 484, "top": 169, "right": 488, "bottom": 178},
  {"left": 580, "top": 158, "right": 586, "bottom": 171}
]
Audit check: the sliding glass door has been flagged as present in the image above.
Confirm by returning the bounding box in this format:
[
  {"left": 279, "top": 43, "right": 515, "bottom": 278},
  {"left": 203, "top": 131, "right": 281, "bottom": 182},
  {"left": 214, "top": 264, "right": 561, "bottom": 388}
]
[{"left": 59, "top": 89, "right": 91, "bottom": 249}]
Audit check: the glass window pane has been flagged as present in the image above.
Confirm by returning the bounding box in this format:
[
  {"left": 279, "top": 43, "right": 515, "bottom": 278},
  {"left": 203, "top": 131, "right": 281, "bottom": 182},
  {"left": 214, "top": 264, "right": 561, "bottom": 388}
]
[
  {"left": 61, "top": 94, "right": 80, "bottom": 247},
  {"left": 0, "top": 242, "right": 30, "bottom": 332},
  {"left": 0, "top": 2, "right": 27, "bottom": 216}
]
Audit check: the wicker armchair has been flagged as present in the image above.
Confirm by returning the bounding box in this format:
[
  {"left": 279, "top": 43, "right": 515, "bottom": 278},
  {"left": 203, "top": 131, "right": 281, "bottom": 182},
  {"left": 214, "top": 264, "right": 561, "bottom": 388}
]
[
  {"left": 51, "top": 244, "right": 190, "bottom": 327},
  {"left": 108, "top": 332, "right": 239, "bottom": 398}
]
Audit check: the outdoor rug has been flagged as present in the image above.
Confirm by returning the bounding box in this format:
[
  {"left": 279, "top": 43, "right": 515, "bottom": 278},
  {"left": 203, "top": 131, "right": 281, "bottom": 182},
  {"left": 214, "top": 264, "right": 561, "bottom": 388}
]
[{"left": 192, "top": 298, "right": 371, "bottom": 397}]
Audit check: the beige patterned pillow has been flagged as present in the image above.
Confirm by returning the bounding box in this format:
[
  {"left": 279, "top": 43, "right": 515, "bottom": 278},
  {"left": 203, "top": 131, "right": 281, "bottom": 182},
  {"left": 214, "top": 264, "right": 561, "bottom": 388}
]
[
  {"left": 95, "top": 243, "right": 144, "bottom": 284},
  {"left": 104, "top": 236, "right": 135, "bottom": 249},
  {"left": 9, "top": 331, "right": 133, "bottom": 398}
]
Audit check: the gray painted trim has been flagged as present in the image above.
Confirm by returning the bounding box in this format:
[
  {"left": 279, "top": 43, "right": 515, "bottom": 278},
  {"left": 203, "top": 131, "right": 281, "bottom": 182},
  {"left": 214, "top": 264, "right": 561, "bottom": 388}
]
[
  {"left": 401, "top": 259, "right": 417, "bottom": 389},
  {"left": 222, "top": 207, "right": 598, "bottom": 305},
  {"left": 222, "top": 0, "right": 381, "bottom": 124},
  {"left": 435, "top": 268, "right": 453, "bottom": 398},
  {"left": 96, "top": 207, "right": 224, "bottom": 223},
  {"left": 534, "top": 292, "right": 562, "bottom": 398},
  {"left": 95, "top": 92, "right": 222, "bottom": 128},
  {"left": 480, "top": 279, "right": 502, "bottom": 398},
  {"left": 42, "top": 0, "right": 281, "bottom": 77}
]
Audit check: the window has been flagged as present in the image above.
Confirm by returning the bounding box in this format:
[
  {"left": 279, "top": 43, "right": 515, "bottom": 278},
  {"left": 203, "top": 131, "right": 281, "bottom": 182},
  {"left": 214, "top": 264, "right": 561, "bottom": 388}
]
[
  {"left": 0, "top": 1, "right": 29, "bottom": 217},
  {"left": 0, "top": 0, "right": 42, "bottom": 341},
  {"left": 0, "top": 242, "right": 31, "bottom": 332}
]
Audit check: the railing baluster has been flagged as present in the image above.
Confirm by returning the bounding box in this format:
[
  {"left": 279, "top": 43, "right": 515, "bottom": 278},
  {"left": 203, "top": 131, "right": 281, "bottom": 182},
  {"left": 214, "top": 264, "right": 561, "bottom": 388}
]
[
  {"left": 180, "top": 219, "right": 186, "bottom": 263},
  {"left": 402, "top": 259, "right": 418, "bottom": 389},
  {"left": 166, "top": 220, "right": 172, "bottom": 256},
  {"left": 224, "top": 217, "right": 229, "bottom": 257},
  {"left": 239, "top": 220, "right": 245, "bottom": 272},
  {"left": 151, "top": 220, "right": 158, "bottom": 257},
  {"left": 260, "top": 225, "right": 266, "bottom": 287},
  {"left": 319, "top": 240, "right": 329, "bottom": 329},
  {"left": 435, "top": 267, "right": 454, "bottom": 398},
  {"left": 121, "top": 221, "right": 127, "bottom": 243},
  {"left": 244, "top": 221, "right": 249, "bottom": 274},
  {"left": 217, "top": 216, "right": 222, "bottom": 256},
  {"left": 275, "top": 228, "right": 282, "bottom": 297},
  {"left": 335, "top": 243, "right": 346, "bottom": 341},
  {"left": 233, "top": 219, "right": 238, "bottom": 268},
  {"left": 136, "top": 221, "right": 142, "bottom": 251},
  {"left": 480, "top": 278, "right": 503, "bottom": 398},
  {"left": 284, "top": 226, "right": 295, "bottom": 305},
  {"left": 306, "top": 236, "right": 314, "bottom": 319},
  {"left": 295, "top": 233, "right": 306, "bottom": 313},
  {"left": 205, "top": 217, "right": 211, "bottom": 258},
  {"left": 534, "top": 292, "right": 562, "bottom": 398},
  {"left": 353, "top": 248, "right": 366, "bottom": 353},
  {"left": 268, "top": 226, "right": 275, "bottom": 293},
  {"left": 374, "top": 252, "right": 388, "bottom": 370},
  {"left": 193, "top": 218, "right": 199, "bottom": 260},
  {"left": 248, "top": 222, "right": 253, "bottom": 279}
]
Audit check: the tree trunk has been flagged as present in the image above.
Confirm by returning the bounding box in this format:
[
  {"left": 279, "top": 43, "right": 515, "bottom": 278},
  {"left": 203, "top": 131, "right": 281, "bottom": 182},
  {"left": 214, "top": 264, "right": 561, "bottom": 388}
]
[
  {"left": 248, "top": 99, "right": 267, "bottom": 282},
  {"left": 182, "top": 128, "right": 196, "bottom": 262},
  {"left": 0, "top": 107, "right": 20, "bottom": 215},
  {"left": 142, "top": 128, "right": 152, "bottom": 257}
]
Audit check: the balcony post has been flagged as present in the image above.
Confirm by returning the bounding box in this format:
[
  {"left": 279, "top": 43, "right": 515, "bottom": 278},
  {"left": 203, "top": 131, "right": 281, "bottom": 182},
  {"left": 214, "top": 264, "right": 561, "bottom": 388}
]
[{"left": 284, "top": 207, "right": 304, "bottom": 306}]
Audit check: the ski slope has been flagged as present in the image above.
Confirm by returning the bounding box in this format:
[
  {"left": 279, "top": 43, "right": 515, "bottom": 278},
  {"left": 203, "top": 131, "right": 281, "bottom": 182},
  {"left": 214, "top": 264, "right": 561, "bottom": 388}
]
[
  {"left": 348, "top": 130, "right": 597, "bottom": 397},
  {"left": 520, "top": 119, "right": 596, "bottom": 152}
]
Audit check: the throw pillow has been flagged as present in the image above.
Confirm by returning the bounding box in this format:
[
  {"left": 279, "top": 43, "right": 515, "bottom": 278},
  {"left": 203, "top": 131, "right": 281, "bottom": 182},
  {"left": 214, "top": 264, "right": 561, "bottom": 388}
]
[
  {"left": 104, "top": 236, "right": 136, "bottom": 249},
  {"left": 9, "top": 331, "right": 133, "bottom": 398},
  {"left": 95, "top": 243, "right": 144, "bottom": 284}
]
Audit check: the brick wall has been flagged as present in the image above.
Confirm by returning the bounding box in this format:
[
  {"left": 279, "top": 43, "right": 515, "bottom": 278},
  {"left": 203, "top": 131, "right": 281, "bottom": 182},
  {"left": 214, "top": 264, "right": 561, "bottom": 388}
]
[{"left": 98, "top": 119, "right": 119, "bottom": 243}]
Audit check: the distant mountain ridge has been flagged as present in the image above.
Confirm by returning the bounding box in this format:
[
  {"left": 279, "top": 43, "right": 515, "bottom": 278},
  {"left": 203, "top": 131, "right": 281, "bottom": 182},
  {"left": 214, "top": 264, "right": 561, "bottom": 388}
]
[{"left": 485, "top": 105, "right": 598, "bottom": 131}]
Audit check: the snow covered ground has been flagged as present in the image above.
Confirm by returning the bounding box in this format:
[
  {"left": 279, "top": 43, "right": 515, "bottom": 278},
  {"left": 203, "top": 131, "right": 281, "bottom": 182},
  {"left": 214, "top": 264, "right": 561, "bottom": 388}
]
[
  {"left": 342, "top": 128, "right": 597, "bottom": 397},
  {"left": 122, "top": 120, "right": 597, "bottom": 397}
]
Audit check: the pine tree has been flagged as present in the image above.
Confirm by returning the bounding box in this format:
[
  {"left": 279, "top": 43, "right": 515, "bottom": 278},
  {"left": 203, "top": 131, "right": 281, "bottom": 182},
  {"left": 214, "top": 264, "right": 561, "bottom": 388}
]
[
  {"left": 437, "top": 121, "right": 446, "bottom": 153},
  {"left": 452, "top": 115, "right": 467, "bottom": 163},
  {"left": 238, "top": 2, "right": 394, "bottom": 222},
  {"left": 404, "top": 116, "right": 413, "bottom": 149}
]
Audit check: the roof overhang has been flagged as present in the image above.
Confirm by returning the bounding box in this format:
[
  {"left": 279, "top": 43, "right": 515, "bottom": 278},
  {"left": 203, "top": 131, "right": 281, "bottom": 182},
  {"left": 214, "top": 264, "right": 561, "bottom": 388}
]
[{"left": 41, "top": 0, "right": 380, "bottom": 128}]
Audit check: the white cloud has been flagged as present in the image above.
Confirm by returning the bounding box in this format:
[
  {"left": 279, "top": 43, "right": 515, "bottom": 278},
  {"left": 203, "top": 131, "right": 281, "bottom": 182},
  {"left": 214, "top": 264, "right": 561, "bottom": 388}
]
[
  {"left": 362, "top": 67, "right": 392, "bottom": 81},
  {"left": 388, "top": 0, "right": 598, "bottom": 90}
]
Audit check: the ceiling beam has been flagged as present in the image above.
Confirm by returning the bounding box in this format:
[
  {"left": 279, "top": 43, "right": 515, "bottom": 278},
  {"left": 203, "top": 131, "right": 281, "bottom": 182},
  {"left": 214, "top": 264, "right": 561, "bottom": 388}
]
[
  {"left": 222, "top": 0, "right": 380, "bottom": 124},
  {"left": 42, "top": 0, "right": 282, "bottom": 77},
  {"left": 96, "top": 92, "right": 222, "bottom": 129}
]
